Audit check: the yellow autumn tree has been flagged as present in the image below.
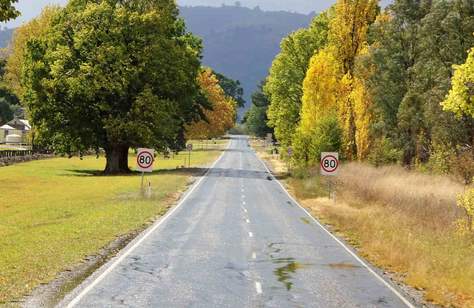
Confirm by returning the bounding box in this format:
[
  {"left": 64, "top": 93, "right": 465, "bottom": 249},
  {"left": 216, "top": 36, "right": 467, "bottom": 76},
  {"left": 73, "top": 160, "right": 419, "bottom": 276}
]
[
  {"left": 186, "top": 69, "right": 236, "bottom": 140},
  {"left": 4, "top": 5, "right": 61, "bottom": 100},
  {"left": 329, "top": 0, "right": 379, "bottom": 74},
  {"left": 293, "top": 49, "right": 342, "bottom": 165},
  {"left": 329, "top": 0, "right": 379, "bottom": 160},
  {"left": 442, "top": 47, "right": 474, "bottom": 119},
  {"left": 294, "top": 0, "right": 378, "bottom": 164}
]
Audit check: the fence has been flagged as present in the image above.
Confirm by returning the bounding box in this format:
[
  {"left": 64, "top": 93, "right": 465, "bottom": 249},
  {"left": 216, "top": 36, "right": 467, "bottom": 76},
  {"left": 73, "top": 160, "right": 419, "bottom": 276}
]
[{"left": 0, "top": 150, "right": 34, "bottom": 159}]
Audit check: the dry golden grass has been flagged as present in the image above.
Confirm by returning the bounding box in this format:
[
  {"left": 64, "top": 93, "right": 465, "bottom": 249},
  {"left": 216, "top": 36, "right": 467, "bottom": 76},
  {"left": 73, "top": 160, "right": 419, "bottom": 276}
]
[
  {"left": 253, "top": 144, "right": 474, "bottom": 307},
  {"left": 338, "top": 163, "right": 465, "bottom": 230}
]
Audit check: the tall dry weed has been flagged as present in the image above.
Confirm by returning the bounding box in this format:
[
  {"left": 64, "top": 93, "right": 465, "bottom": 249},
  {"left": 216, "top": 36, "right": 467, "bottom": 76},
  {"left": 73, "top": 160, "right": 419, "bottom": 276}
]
[{"left": 337, "top": 162, "right": 466, "bottom": 230}]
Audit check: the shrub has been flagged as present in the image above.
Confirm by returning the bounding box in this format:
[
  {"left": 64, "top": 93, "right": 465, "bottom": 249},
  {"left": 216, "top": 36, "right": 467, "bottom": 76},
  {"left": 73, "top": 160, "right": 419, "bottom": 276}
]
[
  {"left": 293, "top": 115, "right": 342, "bottom": 167},
  {"left": 457, "top": 187, "right": 474, "bottom": 232},
  {"left": 367, "top": 137, "right": 402, "bottom": 167},
  {"left": 451, "top": 148, "right": 474, "bottom": 184}
]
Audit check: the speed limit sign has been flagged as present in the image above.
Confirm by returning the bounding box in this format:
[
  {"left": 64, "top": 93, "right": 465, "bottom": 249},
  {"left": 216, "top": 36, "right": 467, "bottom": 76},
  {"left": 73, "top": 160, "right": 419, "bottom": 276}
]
[
  {"left": 136, "top": 148, "right": 155, "bottom": 173},
  {"left": 321, "top": 152, "right": 339, "bottom": 176}
]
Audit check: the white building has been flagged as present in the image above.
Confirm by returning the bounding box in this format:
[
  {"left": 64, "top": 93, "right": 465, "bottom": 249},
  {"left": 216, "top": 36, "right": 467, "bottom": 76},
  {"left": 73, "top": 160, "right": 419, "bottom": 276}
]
[
  {"left": 0, "top": 118, "right": 31, "bottom": 144},
  {"left": 0, "top": 124, "right": 14, "bottom": 143}
]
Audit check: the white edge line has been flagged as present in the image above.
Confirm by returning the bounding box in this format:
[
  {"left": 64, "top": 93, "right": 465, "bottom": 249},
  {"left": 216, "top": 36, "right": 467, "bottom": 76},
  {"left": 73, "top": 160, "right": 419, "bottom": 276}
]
[
  {"left": 65, "top": 141, "right": 231, "bottom": 308},
  {"left": 255, "top": 281, "right": 263, "bottom": 294},
  {"left": 255, "top": 151, "right": 415, "bottom": 308}
]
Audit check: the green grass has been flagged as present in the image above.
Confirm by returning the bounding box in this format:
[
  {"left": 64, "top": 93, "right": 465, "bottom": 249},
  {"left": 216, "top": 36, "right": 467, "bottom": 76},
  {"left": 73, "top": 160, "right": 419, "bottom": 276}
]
[{"left": 0, "top": 144, "right": 226, "bottom": 303}]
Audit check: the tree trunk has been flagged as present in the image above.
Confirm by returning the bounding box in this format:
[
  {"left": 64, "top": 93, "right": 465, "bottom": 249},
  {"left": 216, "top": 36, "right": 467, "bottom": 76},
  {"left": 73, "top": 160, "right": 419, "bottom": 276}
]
[{"left": 104, "top": 145, "right": 130, "bottom": 174}]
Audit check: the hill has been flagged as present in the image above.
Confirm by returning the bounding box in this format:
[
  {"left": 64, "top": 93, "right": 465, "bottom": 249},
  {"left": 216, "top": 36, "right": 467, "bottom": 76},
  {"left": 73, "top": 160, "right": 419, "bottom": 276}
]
[
  {"left": 180, "top": 0, "right": 393, "bottom": 14},
  {"left": 180, "top": 5, "right": 313, "bottom": 109},
  {"left": 0, "top": 28, "right": 13, "bottom": 50}
]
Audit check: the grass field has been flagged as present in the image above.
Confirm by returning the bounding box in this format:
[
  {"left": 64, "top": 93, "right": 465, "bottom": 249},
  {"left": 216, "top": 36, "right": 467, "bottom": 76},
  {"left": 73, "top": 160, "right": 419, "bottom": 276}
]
[
  {"left": 251, "top": 139, "right": 474, "bottom": 308},
  {"left": 0, "top": 141, "right": 226, "bottom": 303}
]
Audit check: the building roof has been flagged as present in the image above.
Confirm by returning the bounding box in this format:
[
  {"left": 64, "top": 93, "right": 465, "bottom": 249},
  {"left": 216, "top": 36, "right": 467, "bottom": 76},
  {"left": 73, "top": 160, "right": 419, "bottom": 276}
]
[
  {"left": 0, "top": 124, "right": 14, "bottom": 130},
  {"left": 19, "top": 119, "right": 31, "bottom": 130},
  {"left": 6, "top": 118, "right": 31, "bottom": 131}
]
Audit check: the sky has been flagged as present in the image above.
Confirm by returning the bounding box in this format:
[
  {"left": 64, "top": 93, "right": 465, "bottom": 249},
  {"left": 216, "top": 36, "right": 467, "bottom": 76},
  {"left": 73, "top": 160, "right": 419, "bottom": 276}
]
[{"left": 2, "top": 0, "right": 343, "bottom": 28}]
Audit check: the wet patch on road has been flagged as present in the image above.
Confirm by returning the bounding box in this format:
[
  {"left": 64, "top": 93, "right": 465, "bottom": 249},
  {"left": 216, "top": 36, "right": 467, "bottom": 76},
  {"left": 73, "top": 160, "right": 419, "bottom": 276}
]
[
  {"left": 272, "top": 258, "right": 311, "bottom": 291},
  {"left": 327, "top": 262, "right": 362, "bottom": 270},
  {"left": 300, "top": 217, "right": 311, "bottom": 224}
]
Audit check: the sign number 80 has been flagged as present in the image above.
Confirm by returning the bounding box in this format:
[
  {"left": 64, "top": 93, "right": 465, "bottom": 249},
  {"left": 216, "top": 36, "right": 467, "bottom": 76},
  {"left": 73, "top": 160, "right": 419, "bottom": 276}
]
[{"left": 139, "top": 155, "right": 152, "bottom": 166}]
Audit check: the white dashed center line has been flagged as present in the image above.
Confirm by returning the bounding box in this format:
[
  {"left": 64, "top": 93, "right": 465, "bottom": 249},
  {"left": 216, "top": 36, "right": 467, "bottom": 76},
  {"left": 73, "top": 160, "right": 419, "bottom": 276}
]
[
  {"left": 252, "top": 252, "right": 257, "bottom": 259},
  {"left": 248, "top": 232, "right": 253, "bottom": 238},
  {"left": 242, "top": 201, "right": 246, "bottom": 205},
  {"left": 255, "top": 282, "right": 263, "bottom": 294},
  {"left": 246, "top": 219, "right": 250, "bottom": 223}
]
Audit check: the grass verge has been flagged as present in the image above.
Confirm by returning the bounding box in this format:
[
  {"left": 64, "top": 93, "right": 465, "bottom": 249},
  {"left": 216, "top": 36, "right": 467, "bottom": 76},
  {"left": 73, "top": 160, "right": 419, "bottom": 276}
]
[
  {"left": 251, "top": 139, "right": 474, "bottom": 308},
  {"left": 0, "top": 141, "right": 226, "bottom": 304}
]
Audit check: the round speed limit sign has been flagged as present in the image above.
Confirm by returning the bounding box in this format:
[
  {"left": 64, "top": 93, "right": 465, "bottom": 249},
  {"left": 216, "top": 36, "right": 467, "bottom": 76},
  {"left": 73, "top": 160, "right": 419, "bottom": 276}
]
[
  {"left": 136, "top": 148, "right": 155, "bottom": 173},
  {"left": 321, "top": 152, "right": 339, "bottom": 176}
]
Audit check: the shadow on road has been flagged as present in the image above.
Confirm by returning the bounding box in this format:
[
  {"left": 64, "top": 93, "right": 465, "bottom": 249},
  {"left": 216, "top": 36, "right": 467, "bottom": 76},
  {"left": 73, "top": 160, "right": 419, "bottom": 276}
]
[{"left": 64, "top": 166, "right": 275, "bottom": 181}]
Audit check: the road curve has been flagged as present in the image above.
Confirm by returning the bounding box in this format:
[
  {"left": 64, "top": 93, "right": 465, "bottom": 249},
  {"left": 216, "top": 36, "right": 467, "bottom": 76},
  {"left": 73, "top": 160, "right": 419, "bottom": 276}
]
[{"left": 60, "top": 136, "right": 415, "bottom": 308}]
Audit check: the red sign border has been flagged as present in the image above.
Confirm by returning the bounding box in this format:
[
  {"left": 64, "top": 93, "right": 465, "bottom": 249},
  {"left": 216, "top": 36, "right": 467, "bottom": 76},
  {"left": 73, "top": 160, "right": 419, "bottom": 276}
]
[
  {"left": 137, "top": 150, "right": 155, "bottom": 169},
  {"left": 321, "top": 154, "right": 339, "bottom": 173}
]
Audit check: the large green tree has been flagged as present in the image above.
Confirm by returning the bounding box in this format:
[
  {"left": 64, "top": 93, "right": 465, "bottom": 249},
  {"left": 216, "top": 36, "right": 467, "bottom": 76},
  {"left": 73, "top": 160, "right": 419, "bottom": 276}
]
[
  {"left": 0, "top": 0, "right": 19, "bottom": 22},
  {"left": 0, "top": 59, "right": 19, "bottom": 124},
  {"left": 214, "top": 72, "right": 246, "bottom": 108},
  {"left": 22, "top": 0, "right": 205, "bottom": 174},
  {"left": 0, "top": 0, "right": 20, "bottom": 123},
  {"left": 245, "top": 81, "right": 272, "bottom": 137}
]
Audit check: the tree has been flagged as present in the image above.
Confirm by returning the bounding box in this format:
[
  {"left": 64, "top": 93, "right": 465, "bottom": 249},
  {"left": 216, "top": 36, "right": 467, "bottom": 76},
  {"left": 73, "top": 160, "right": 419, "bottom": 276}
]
[
  {"left": 265, "top": 12, "right": 330, "bottom": 150},
  {"left": 0, "top": 0, "right": 19, "bottom": 22},
  {"left": 363, "top": 0, "right": 431, "bottom": 164},
  {"left": 186, "top": 68, "right": 236, "bottom": 139},
  {"left": 442, "top": 47, "right": 474, "bottom": 119},
  {"left": 328, "top": 0, "right": 379, "bottom": 159},
  {"left": 295, "top": 49, "right": 342, "bottom": 165},
  {"left": 5, "top": 6, "right": 60, "bottom": 100},
  {"left": 411, "top": 0, "right": 474, "bottom": 163},
  {"left": 365, "top": 0, "right": 474, "bottom": 165},
  {"left": 214, "top": 72, "right": 246, "bottom": 108},
  {"left": 0, "top": 59, "right": 19, "bottom": 124},
  {"left": 329, "top": 0, "right": 379, "bottom": 75},
  {"left": 22, "top": 0, "right": 205, "bottom": 174},
  {"left": 245, "top": 81, "right": 272, "bottom": 137}
]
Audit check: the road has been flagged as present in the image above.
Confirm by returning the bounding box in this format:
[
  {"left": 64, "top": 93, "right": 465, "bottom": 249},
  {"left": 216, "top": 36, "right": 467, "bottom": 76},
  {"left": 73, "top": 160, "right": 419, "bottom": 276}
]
[{"left": 60, "top": 136, "right": 414, "bottom": 308}]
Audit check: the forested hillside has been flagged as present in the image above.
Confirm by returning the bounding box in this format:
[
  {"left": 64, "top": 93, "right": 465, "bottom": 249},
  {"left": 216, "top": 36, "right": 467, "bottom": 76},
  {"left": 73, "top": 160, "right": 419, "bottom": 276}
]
[
  {"left": 180, "top": 0, "right": 393, "bottom": 14},
  {"left": 180, "top": 5, "right": 313, "bottom": 107}
]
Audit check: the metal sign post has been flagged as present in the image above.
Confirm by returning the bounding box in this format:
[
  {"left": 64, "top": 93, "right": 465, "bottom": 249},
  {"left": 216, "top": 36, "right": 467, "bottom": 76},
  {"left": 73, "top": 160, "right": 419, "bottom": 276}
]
[
  {"left": 187, "top": 143, "right": 193, "bottom": 168},
  {"left": 320, "top": 152, "right": 339, "bottom": 201},
  {"left": 287, "top": 147, "right": 293, "bottom": 174}
]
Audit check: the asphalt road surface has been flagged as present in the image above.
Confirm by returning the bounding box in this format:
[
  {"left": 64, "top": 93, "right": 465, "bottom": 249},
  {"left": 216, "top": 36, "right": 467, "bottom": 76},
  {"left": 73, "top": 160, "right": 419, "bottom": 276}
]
[{"left": 60, "top": 136, "right": 415, "bottom": 308}]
